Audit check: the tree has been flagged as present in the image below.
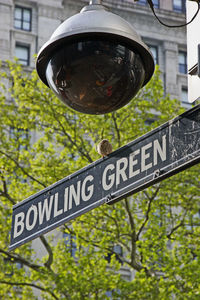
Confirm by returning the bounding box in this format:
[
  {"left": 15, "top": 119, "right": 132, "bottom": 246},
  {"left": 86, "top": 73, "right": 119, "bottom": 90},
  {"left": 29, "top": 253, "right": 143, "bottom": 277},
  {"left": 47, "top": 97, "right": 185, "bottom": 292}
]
[{"left": 0, "top": 61, "right": 199, "bottom": 299}]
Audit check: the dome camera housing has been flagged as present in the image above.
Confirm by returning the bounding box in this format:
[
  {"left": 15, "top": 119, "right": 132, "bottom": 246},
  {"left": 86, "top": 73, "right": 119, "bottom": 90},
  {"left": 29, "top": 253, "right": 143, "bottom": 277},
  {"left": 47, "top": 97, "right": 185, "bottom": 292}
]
[{"left": 36, "top": 2, "right": 154, "bottom": 114}]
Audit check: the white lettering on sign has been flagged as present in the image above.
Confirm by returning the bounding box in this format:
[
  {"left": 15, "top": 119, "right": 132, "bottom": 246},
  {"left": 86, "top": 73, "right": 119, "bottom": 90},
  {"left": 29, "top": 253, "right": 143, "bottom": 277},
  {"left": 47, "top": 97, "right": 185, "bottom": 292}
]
[
  {"left": 141, "top": 142, "right": 152, "bottom": 172},
  {"left": 38, "top": 196, "right": 53, "bottom": 225},
  {"left": 54, "top": 192, "right": 63, "bottom": 217},
  {"left": 26, "top": 205, "right": 37, "bottom": 231},
  {"left": 116, "top": 158, "right": 128, "bottom": 186},
  {"left": 154, "top": 135, "right": 166, "bottom": 165},
  {"left": 101, "top": 134, "right": 167, "bottom": 191},
  {"left": 69, "top": 181, "right": 81, "bottom": 210},
  {"left": 64, "top": 187, "right": 69, "bottom": 212},
  {"left": 64, "top": 175, "right": 94, "bottom": 211},
  {"left": 81, "top": 175, "right": 94, "bottom": 201},
  {"left": 14, "top": 212, "right": 25, "bottom": 238},
  {"left": 13, "top": 175, "right": 95, "bottom": 239},
  {"left": 102, "top": 164, "right": 115, "bottom": 191},
  {"left": 12, "top": 135, "right": 166, "bottom": 241},
  {"left": 129, "top": 149, "right": 140, "bottom": 178}
]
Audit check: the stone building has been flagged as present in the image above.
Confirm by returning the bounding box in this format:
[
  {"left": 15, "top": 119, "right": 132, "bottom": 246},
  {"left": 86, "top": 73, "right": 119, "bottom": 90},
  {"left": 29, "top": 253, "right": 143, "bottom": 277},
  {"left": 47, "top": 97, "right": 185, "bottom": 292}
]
[{"left": 0, "top": 0, "right": 189, "bottom": 106}]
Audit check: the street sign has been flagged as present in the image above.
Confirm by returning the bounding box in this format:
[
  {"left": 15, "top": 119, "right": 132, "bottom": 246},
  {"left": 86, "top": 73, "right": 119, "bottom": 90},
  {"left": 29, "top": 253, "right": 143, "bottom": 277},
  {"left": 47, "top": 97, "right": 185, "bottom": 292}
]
[{"left": 9, "top": 105, "right": 200, "bottom": 250}]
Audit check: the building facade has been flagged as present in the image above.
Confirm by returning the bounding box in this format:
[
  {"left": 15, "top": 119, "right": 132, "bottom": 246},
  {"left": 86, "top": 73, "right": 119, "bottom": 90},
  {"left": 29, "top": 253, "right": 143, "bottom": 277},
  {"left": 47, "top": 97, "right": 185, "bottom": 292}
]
[{"left": 0, "top": 0, "right": 189, "bottom": 107}]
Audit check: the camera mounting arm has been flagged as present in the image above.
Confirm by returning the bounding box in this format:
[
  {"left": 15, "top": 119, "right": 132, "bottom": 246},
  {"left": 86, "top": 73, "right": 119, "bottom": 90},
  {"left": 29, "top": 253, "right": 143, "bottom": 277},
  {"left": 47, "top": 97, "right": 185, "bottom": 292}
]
[
  {"left": 188, "top": 44, "right": 200, "bottom": 78},
  {"left": 89, "top": 0, "right": 102, "bottom": 4}
]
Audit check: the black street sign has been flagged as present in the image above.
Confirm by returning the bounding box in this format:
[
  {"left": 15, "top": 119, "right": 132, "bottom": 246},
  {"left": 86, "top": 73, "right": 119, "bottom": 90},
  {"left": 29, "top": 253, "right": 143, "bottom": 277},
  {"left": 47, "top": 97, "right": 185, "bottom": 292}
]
[{"left": 9, "top": 104, "right": 200, "bottom": 250}]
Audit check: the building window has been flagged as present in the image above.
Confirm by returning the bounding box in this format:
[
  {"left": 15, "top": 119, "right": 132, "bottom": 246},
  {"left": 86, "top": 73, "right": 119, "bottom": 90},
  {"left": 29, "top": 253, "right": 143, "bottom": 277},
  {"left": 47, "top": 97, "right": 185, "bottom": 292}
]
[
  {"left": 185, "top": 210, "right": 200, "bottom": 231},
  {"left": 105, "top": 244, "right": 123, "bottom": 264},
  {"left": 3, "top": 257, "right": 23, "bottom": 277},
  {"left": 10, "top": 127, "right": 29, "bottom": 151},
  {"left": 173, "top": 0, "right": 186, "bottom": 13},
  {"left": 105, "top": 290, "right": 113, "bottom": 298},
  {"left": 181, "top": 87, "right": 188, "bottom": 103},
  {"left": 105, "top": 289, "right": 121, "bottom": 299},
  {"left": 145, "top": 118, "right": 156, "bottom": 126},
  {"left": 137, "top": 0, "right": 159, "bottom": 8},
  {"left": 63, "top": 233, "right": 77, "bottom": 257},
  {"left": 178, "top": 51, "right": 187, "bottom": 74},
  {"left": 181, "top": 87, "right": 193, "bottom": 109},
  {"left": 137, "top": 0, "right": 147, "bottom": 5},
  {"left": 148, "top": 45, "right": 158, "bottom": 65},
  {"left": 15, "top": 44, "right": 30, "bottom": 66},
  {"left": 14, "top": 6, "right": 31, "bottom": 31}
]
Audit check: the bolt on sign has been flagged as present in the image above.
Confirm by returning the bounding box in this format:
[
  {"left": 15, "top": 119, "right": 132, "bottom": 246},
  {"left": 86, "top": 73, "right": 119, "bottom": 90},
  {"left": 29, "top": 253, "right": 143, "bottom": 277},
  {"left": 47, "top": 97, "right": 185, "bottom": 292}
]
[{"left": 10, "top": 105, "right": 200, "bottom": 250}]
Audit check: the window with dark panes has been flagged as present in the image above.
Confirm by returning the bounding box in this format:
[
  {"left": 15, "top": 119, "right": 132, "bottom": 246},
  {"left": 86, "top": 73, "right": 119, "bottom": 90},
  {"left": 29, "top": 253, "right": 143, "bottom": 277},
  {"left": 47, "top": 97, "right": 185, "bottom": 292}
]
[
  {"left": 137, "top": 0, "right": 159, "bottom": 8},
  {"left": 152, "top": 0, "right": 159, "bottom": 8},
  {"left": 181, "top": 86, "right": 193, "bottom": 108},
  {"left": 173, "top": 0, "right": 185, "bottom": 13},
  {"left": 14, "top": 6, "right": 31, "bottom": 31},
  {"left": 15, "top": 44, "right": 30, "bottom": 66},
  {"left": 181, "top": 86, "right": 188, "bottom": 103},
  {"left": 178, "top": 51, "right": 187, "bottom": 74},
  {"left": 145, "top": 118, "right": 156, "bottom": 126},
  {"left": 10, "top": 127, "right": 29, "bottom": 151},
  {"left": 3, "top": 256, "right": 23, "bottom": 277},
  {"left": 137, "top": 0, "right": 147, "bottom": 5},
  {"left": 105, "top": 244, "right": 123, "bottom": 264},
  {"left": 63, "top": 233, "right": 77, "bottom": 257}
]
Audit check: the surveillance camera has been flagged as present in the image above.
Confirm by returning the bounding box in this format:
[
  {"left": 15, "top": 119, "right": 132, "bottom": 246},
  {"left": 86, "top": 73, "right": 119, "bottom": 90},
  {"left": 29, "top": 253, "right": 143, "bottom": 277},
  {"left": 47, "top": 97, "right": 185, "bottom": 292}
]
[
  {"left": 46, "top": 38, "right": 146, "bottom": 114},
  {"left": 36, "top": 3, "right": 154, "bottom": 114}
]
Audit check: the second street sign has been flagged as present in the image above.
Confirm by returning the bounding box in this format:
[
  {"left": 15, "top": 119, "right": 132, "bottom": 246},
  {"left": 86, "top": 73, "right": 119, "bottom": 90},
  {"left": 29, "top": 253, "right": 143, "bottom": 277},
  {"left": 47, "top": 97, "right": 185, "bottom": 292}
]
[{"left": 10, "top": 104, "right": 200, "bottom": 250}]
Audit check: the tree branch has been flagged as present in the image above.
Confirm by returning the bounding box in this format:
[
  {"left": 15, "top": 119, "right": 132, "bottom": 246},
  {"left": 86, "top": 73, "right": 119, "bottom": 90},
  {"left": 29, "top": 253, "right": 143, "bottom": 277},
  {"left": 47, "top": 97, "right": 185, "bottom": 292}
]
[
  {"left": 111, "top": 112, "right": 121, "bottom": 147},
  {"left": 48, "top": 101, "right": 93, "bottom": 163},
  {"left": 166, "top": 197, "right": 192, "bottom": 239},
  {"left": 63, "top": 224, "right": 130, "bottom": 264},
  {"left": 136, "top": 187, "right": 160, "bottom": 241},
  {"left": 123, "top": 198, "right": 152, "bottom": 276},
  {"left": 0, "top": 172, "right": 16, "bottom": 204},
  {"left": 123, "top": 199, "right": 138, "bottom": 264},
  {"left": 0, "top": 280, "right": 59, "bottom": 300},
  {"left": 0, "top": 150, "right": 46, "bottom": 188},
  {"left": 0, "top": 190, "right": 16, "bottom": 204},
  {"left": 0, "top": 249, "right": 41, "bottom": 272},
  {"left": 39, "top": 236, "right": 53, "bottom": 270},
  {"left": 166, "top": 220, "right": 184, "bottom": 240}
]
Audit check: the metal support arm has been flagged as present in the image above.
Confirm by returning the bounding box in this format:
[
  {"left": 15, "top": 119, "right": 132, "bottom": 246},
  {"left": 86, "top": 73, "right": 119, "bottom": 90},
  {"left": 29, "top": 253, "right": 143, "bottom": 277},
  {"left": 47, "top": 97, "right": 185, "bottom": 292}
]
[
  {"left": 89, "top": 0, "right": 102, "bottom": 4},
  {"left": 188, "top": 44, "right": 200, "bottom": 78},
  {"left": 198, "top": 44, "right": 200, "bottom": 78}
]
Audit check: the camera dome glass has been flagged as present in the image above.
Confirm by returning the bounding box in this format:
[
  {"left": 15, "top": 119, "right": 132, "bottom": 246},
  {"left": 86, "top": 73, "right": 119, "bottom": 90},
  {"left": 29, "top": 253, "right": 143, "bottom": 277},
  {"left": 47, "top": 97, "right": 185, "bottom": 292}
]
[{"left": 46, "top": 39, "right": 145, "bottom": 114}]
